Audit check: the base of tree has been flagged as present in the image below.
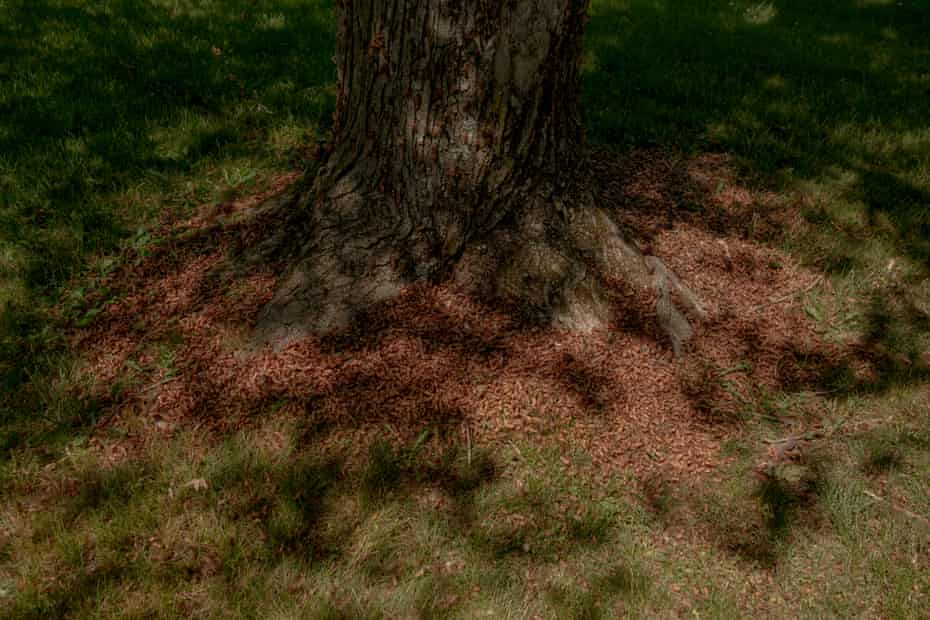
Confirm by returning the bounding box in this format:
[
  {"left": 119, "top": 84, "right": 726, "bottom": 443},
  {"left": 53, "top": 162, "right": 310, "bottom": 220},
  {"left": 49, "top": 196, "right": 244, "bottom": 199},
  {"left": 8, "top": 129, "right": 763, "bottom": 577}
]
[{"left": 233, "top": 167, "right": 707, "bottom": 356}]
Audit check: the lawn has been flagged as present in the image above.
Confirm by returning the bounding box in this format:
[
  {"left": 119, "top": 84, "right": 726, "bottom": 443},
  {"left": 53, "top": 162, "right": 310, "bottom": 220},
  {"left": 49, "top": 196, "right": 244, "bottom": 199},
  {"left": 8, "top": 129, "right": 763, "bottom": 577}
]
[{"left": 1, "top": 0, "right": 929, "bottom": 618}]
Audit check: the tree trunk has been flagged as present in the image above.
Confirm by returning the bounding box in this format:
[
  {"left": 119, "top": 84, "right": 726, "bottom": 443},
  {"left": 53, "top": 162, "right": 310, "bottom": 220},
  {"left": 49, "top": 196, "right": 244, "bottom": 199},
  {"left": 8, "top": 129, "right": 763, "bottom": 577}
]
[
  {"left": 324, "top": 0, "right": 587, "bottom": 246},
  {"left": 253, "top": 0, "right": 705, "bottom": 353}
]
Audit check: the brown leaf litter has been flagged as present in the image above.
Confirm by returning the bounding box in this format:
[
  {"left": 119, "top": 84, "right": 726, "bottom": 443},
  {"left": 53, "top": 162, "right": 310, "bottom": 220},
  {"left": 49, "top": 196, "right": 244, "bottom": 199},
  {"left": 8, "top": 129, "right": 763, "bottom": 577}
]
[{"left": 68, "top": 151, "right": 873, "bottom": 478}]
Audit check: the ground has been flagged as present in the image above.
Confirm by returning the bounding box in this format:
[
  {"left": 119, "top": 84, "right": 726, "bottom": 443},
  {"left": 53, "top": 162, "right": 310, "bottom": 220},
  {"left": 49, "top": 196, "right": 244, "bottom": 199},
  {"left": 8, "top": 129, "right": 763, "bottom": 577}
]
[{"left": 2, "top": 1, "right": 929, "bottom": 618}]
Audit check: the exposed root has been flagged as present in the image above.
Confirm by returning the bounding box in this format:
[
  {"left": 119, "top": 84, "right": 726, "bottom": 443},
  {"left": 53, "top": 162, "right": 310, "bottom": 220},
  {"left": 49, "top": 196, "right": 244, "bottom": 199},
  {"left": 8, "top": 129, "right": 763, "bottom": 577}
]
[
  {"left": 70, "top": 147, "right": 842, "bottom": 478},
  {"left": 253, "top": 228, "right": 407, "bottom": 348},
  {"left": 561, "top": 195, "right": 708, "bottom": 355},
  {"left": 250, "top": 187, "right": 706, "bottom": 355}
]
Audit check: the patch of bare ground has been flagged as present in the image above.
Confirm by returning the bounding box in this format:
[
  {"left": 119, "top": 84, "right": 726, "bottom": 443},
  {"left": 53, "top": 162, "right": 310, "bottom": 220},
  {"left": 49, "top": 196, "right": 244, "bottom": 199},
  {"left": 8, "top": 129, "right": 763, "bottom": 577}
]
[{"left": 69, "top": 151, "right": 871, "bottom": 478}]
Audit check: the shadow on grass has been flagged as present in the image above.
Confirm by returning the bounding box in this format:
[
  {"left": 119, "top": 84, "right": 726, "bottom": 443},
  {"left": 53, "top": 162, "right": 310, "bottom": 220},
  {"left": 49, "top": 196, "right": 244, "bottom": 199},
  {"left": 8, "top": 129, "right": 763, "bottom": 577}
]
[
  {"left": 586, "top": 0, "right": 930, "bottom": 267},
  {"left": 0, "top": 0, "right": 334, "bottom": 161},
  {"left": 204, "top": 434, "right": 499, "bottom": 578},
  {"left": 66, "top": 458, "right": 156, "bottom": 518},
  {"left": 0, "top": 0, "right": 335, "bottom": 405},
  {"left": 0, "top": 561, "right": 134, "bottom": 620},
  {"left": 698, "top": 454, "right": 828, "bottom": 568},
  {"left": 6, "top": 0, "right": 929, "bottom": 444},
  {"left": 200, "top": 429, "right": 632, "bottom": 607},
  {"left": 546, "top": 561, "right": 649, "bottom": 619},
  {"left": 2, "top": 460, "right": 158, "bottom": 620},
  {"left": 3, "top": 3, "right": 928, "bottom": 615}
]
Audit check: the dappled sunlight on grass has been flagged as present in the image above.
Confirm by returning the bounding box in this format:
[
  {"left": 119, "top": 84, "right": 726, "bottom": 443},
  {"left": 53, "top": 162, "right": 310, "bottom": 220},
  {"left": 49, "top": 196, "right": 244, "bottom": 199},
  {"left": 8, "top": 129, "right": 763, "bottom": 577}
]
[
  {"left": 743, "top": 2, "right": 778, "bottom": 26},
  {"left": 0, "top": 0, "right": 335, "bottom": 401},
  {"left": 584, "top": 0, "right": 930, "bottom": 256},
  {"left": 1, "top": 0, "right": 929, "bottom": 617}
]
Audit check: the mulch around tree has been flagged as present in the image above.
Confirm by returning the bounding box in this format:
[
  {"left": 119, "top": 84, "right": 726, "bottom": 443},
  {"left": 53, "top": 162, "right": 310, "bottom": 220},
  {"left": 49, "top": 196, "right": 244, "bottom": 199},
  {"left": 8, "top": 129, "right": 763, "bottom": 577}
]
[{"left": 71, "top": 150, "right": 866, "bottom": 478}]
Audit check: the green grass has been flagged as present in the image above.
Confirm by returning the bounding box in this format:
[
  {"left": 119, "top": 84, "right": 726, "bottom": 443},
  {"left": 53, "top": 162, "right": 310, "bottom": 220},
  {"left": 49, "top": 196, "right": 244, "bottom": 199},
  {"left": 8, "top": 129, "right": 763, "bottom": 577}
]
[
  {"left": 586, "top": 0, "right": 930, "bottom": 342},
  {"left": 1, "top": 0, "right": 335, "bottom": 416},
  {"left": 2, "top": 0, "right": 930, "bottom": 617}
]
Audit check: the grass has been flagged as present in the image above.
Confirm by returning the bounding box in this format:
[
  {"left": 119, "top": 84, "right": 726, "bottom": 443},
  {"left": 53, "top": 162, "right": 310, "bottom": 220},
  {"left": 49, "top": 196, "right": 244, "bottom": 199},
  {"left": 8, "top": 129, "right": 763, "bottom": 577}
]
[
  {"left": 2, "top": 0, "right": 929, "bottom": 617},
  {"left": 0, "top": 0, "right": 335, "bottom": 417}
]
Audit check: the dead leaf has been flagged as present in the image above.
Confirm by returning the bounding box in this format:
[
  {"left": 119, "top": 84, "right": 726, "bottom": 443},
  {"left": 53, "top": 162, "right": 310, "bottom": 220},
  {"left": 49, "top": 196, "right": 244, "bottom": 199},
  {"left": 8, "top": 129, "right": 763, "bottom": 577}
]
[{"left": 183, "top": 478, "right": 209, "bottom": 491}]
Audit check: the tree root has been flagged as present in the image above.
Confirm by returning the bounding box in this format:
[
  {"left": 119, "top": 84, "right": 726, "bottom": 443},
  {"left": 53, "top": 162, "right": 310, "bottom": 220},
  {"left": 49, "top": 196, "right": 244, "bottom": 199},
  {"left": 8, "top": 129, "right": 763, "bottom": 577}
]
[
  {"left": 246, "top": 188, "right": 707, "bottom": 355},
  {"left": 561, "top": 196, "right": 707, "bottom": 355}
]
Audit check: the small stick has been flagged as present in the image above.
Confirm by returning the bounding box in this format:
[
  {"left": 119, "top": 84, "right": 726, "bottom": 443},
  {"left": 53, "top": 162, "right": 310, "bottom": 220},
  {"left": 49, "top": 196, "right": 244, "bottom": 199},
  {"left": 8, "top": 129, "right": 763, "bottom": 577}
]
[
  {"left": 863, "top": 490, "right": 930, "bottom": 526},
  {"left": 763, "top": 431, "right": 824, "bottom": 445},
  {"left": 753, "top": 276, "right": 823, "bottom": 311},
  {"left": 762, "top": 415, "right": 849, "bottom": 445},
  {"left": 141, "top": 376, "right": 181, "bottom": 392}
]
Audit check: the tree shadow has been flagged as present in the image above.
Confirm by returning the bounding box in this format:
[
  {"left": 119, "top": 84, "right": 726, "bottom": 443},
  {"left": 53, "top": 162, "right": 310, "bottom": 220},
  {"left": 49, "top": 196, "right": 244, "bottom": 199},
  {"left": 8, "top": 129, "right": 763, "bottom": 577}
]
[
  {"left": 8, "top": 0, "right": 927, "bottom": 427},
  {"left": 8, "top": 2, "right": 930, "bottom": 611},
  {"left": 1, "top": 0, "right": 334, "bottom": 159},
  {"left": 0, "top": 0, "right": 336, "bottom": 404},
  {"left": 586, "top": 0, "right": 930, "bottom": 405},
  {"left": 585, "top": 0, "right": 930, "bottom": 266}
]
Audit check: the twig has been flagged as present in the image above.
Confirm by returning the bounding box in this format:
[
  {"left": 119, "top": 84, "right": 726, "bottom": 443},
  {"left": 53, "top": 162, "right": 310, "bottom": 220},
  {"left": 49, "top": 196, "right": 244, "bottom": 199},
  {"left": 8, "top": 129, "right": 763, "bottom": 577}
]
[
  {"left": 762, "top": 415, "right": 849, "bottom": 445},
  {"left": 762, "top": 431, "right": 824, "bottom": 445},
  {"left": 716, "top": 362, "right": 751, "bottom": 378},
  {"left": 863, "top": 490, "right": 930, "bottom": 526},
  {"left": 752, "top": 276, "right": 823, "bottom": 311},
  {"left": 141, "top": 375, "right": 181, "bottom": 392}
]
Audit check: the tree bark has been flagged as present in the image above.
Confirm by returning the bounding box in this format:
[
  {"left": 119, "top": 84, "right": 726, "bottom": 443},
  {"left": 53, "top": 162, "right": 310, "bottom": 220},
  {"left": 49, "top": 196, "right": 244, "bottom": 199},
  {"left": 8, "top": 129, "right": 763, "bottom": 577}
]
[
  {"left": 324, "top": 0, "right": 587, "bottom": 245},
  {"left": 253, "top": 0, "right": 705, "bottom": 353}
]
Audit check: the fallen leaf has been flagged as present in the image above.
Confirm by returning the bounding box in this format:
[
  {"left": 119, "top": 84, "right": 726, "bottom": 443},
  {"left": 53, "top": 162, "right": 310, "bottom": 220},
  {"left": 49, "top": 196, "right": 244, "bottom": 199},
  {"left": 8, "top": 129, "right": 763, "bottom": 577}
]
[{"left": 184, "top": 478, "right": 209, "bottom": 491}]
